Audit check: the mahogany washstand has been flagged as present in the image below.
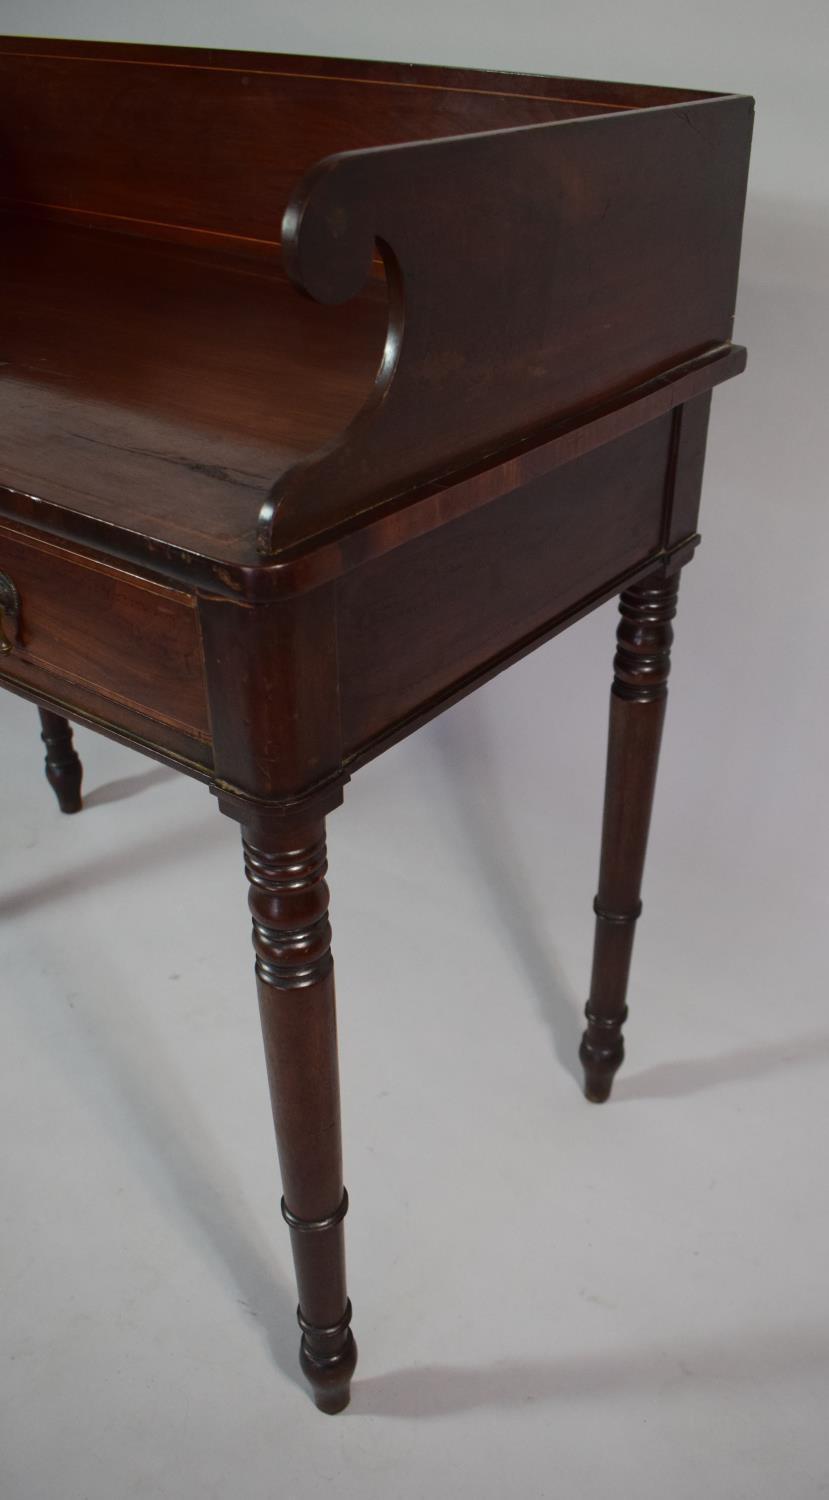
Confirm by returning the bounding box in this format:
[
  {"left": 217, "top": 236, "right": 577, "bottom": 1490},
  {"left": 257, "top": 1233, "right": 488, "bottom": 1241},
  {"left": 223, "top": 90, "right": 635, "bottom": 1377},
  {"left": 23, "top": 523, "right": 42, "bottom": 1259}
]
[{"left": 0, "top": 38, "right": 753, "bottom": 1413}]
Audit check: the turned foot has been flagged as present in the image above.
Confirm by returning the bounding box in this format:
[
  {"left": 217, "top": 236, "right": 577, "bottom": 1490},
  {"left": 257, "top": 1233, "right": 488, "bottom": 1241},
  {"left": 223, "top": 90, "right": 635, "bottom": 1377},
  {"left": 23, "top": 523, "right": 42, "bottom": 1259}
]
[
  {"left": 38, "top": 709, "right": 83, "bottom": 813},
  {"left": 580, "top": 1001, "right": 629, "bottom": 1102},
  {"left": 298, "top": 1298, "right": 357, "bottom": 1413}
]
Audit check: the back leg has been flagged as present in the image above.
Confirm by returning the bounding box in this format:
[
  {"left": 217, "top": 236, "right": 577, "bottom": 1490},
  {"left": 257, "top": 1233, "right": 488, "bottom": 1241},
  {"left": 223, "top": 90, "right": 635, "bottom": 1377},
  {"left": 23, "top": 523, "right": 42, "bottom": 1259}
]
[{"left": 38, "top": 709, "right": 83, "bottom": 814}]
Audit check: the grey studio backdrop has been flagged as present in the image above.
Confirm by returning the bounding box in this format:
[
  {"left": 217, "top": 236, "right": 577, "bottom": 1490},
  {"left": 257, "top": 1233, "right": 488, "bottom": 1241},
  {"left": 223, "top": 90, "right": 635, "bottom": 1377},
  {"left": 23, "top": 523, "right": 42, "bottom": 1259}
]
[{"left": 0, "top": 3, "right": 827, "bottom": 1499}]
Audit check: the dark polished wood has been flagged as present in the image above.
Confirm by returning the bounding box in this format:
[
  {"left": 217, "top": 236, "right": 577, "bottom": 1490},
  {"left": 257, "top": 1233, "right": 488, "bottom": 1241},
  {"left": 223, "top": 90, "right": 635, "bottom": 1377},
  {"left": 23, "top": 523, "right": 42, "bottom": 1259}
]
[
  {"left": 0, "top": 37, "right": 753, "bottom": 1410},
  {"left": 269, "top": 95, "right": 751, "bottom": 553},
  {"left": 38, "top": 706, "right": 83, "bottom": 813},
  {"left": 0, "top": 37, "right": 752, "bottom": 591},
  {"left": 243, "top": 820, "right": 355, "bottom": 1413},
  {"left": 0, "top": 523, "right": 211, "bottom": 746},
  {"left": 0, "top": 37, "right": 723, "bottom": 258},
  {"left": 580, "top": 570, "right": 680, "bottom": 1102}
]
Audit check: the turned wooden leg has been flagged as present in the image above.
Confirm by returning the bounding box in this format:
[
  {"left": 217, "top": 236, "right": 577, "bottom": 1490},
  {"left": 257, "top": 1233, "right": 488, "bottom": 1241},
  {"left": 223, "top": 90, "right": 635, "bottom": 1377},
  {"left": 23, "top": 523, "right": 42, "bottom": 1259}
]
[
  {"left": 243, "top": 818, "right": 356, "bottom": 1413},
  {"left": 38, "top": 708, "right": 83, "bottom": 814},
  {"left": 579, "top": 568, "right": 680, "bottom": 1103}
]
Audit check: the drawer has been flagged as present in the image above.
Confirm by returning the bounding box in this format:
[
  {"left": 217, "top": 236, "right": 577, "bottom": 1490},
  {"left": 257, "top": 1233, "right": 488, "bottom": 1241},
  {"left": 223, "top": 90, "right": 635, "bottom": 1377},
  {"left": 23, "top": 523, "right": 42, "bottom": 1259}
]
[{"left": 0, "top": 524, "right": 212, "bottom": 746}]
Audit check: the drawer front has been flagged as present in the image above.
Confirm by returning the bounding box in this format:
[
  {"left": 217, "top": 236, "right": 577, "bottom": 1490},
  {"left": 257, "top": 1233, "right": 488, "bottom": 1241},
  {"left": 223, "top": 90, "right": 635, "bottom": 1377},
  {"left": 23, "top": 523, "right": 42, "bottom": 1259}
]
[{"left": 0, "top": 524, "right": 211, "bottom": 744}]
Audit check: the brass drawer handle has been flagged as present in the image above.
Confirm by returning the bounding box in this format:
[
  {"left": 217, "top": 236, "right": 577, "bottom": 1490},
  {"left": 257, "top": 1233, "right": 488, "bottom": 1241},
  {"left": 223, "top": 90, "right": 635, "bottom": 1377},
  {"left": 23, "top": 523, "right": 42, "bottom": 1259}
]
[{"left": 0, "top": 571, "right": 20, "bottom": 652}]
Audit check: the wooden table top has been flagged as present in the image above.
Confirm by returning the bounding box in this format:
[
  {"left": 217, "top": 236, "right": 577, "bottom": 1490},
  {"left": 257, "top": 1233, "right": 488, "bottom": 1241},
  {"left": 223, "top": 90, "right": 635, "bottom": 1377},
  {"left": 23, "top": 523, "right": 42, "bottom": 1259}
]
[{"left": 1, "top": 219, "right": 386, "bottom": 563}]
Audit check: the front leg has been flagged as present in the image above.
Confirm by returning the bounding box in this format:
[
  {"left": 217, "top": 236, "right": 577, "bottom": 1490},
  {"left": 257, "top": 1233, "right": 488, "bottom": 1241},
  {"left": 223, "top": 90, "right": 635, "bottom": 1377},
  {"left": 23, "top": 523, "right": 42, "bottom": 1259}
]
[
  {"left": 242, "top": 818, "right": 356, "bottom": 1413},
  {"left": 579, "top": 567, "right": 680, "bottom": 1102}
]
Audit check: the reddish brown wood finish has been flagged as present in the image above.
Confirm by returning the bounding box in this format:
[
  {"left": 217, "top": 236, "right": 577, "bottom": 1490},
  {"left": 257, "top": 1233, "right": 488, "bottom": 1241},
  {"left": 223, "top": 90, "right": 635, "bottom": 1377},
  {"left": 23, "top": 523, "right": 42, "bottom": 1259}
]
[
  {"left": 243, "top": 820, "right": 355, "bottom": 1413},
  {"left": 0, "top": 37, "right": 752, "bottom": 589},
  {"left": 0, "top": 37, "right": 754, "bottom": 1413},
  {"left": 337, "top": 418, "right": 673, "bottom": 755},
  {"left": 0, "top": 38, "right": 718, "bottom": 256},
  {"left": 268, "top": 95, "right": 752, "bottom": 553},
  {"left": 580, "top": 570, "right": 680, "bottom": 1101},
  {"left": 0, "top": 523, "right": 211, "bottom": 741},
  {"left": 0, "top": 221, "right": 386, "bottom": 568},
  {"left": 197, "top": 587, "right": 342, "bottom": 803},
  {"left": 38, "top": 707, "right": 83, "bottom": 813}
]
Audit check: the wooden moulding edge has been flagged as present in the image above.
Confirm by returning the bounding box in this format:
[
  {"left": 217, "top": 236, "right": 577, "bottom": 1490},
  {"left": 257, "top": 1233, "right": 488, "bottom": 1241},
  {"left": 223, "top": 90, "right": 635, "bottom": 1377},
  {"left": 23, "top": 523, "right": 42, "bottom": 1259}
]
[
  {"left": 0, "top": 345, "right": 742, "bottom": 604},
  {"left": 256, "top": 342, "right": 743, "bottom": 594}
]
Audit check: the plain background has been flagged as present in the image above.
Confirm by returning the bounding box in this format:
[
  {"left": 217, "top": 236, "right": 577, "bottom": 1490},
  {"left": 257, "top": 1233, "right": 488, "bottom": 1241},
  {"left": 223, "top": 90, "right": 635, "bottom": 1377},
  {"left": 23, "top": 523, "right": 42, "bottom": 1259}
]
[{"left": 1, "top": 3, "right": 827, "bottom": 1497}]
